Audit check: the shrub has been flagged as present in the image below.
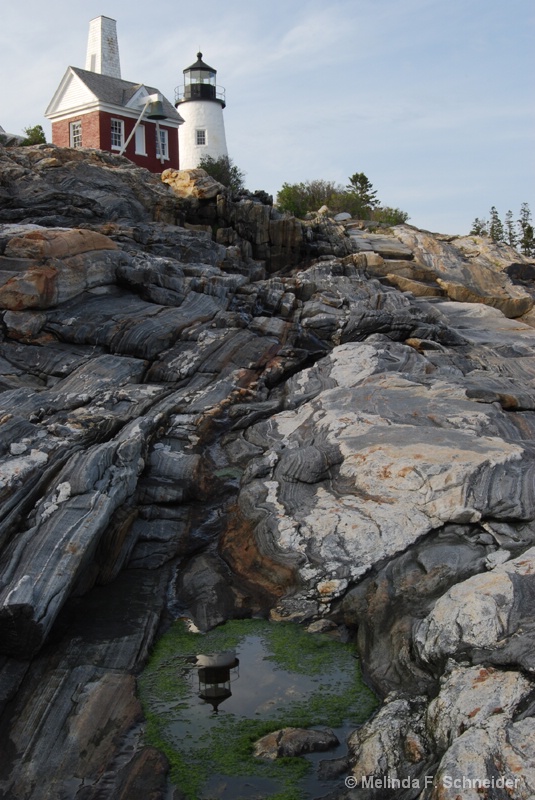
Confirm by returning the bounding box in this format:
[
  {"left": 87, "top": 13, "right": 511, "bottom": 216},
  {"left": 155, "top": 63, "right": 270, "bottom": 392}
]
[{"left": 197, "top": 154, "right": 245, "bottom": 193}]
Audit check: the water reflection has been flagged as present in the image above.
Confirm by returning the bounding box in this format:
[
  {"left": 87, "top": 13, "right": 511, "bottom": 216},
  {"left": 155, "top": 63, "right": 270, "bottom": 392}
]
[{"left": 196, "top": 650, "right": 240, "bottom": 713}]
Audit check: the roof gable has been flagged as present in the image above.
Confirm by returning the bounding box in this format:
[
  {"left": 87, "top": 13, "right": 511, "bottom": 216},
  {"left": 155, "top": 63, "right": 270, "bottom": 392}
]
[
  {"left": 125, "top": 84, "right": 151, "bottom": 110},
  {"left": 46, "top": 67, "right": 181, "bottom": 123},
  {"left": 45, "top": 68, "right": 97, "bottom": 117}
]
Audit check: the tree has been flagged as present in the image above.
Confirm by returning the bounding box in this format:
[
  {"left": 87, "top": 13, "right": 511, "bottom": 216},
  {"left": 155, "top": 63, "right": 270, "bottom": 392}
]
[
  {"left": 346, "top": 172, "right": 379, "bottom": 215},
  {"left": 275, "top": 182, "right": 309, "bottom": 217},
  {"left": 504, "top": 210, "right": 517, "bottom": 248},
  {"left": 197, "top": 154, "right": 245, "bottom": 193},
  {"left": 21, "top": 124, "right": 46, "bottom": 146},
  {"left": 488, "top": 206, "right": 505, "bottom": 243},
  {"left": 471, "top": 203, "right": 534, "bottom": 256},
  {"left": 518, "top": 202, "right": 534, "bottom": 257},
  {"left": 470, "top": 217, "right": 488, "bottom": 236}
]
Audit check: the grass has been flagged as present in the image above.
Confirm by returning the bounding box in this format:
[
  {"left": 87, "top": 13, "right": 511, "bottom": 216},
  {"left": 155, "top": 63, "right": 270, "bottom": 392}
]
[{"left": 138, "top": 618, "right": 377, "bottom": 800}]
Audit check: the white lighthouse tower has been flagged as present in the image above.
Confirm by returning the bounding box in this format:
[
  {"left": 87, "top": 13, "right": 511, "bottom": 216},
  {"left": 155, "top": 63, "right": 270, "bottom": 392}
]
[{"left": 175, "top": 52, "right": 228, "bottom": 169}]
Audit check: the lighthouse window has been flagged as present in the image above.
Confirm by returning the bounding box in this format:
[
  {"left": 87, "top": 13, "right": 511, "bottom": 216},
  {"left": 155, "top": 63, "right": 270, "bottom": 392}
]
[
  {"left": 110, "top": 119, "right": 124, "bottom": 150},
  {"left": 196, "top": 129, "right": 207, "bottom": 146},
  {"left": 69, "top": 121, "right": 82, "bottom": 148}
]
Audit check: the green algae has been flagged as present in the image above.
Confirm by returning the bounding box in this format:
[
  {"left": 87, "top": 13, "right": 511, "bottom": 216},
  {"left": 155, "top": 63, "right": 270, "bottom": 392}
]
[{"left": 138, "top": 618, "right": 377, "bottom": 799}]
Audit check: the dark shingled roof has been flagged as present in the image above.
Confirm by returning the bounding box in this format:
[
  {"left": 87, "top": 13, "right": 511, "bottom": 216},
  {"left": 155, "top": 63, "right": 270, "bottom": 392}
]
[{"left": 71, "top": 67, "right": 181, "bottom": 121}]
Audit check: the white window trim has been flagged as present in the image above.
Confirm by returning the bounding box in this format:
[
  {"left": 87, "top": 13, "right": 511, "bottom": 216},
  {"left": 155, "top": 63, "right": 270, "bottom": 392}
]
[
  {"left": 196, "top": 128, "right": 207, "bottom": 146},
  {"left": 156, "top": 127, "right": 169, "bottom": 160},
  {"left": 69, "top": 120, "right": 82, "bottom": 148},
  {"left": 110, "top": 118, "right": 125, "bottom": 150}
]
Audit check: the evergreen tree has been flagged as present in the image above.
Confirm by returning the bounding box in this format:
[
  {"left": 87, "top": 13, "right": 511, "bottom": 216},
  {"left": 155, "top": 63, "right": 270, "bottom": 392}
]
[
  {"left": 504, "top": 210, "right": 517, "bottom": 247},
  {"left": 518, "top": 202, "right": 534, "bottom": 256},
  {"left": 488, "top": 206, "right": 505, "bottom": 242},
  {"left": 470, "top": 217, "right": 488, "bottom": 236},
  {"left": 346, "top": 172, "right": 379, "bottom": 214}
]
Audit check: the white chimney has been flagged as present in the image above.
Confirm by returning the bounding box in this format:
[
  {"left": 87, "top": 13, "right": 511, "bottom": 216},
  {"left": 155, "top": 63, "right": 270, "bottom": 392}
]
[{"left": 85, "top": 16, "right": 121, "bottom": 78}]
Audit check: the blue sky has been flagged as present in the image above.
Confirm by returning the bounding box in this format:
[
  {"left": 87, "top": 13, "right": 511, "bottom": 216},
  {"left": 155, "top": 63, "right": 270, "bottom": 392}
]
[{"left": 1, "top": 0, "right": 533, "bottom": 235}]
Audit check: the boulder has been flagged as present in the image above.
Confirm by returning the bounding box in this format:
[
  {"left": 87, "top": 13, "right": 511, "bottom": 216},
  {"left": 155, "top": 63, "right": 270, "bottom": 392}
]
[
  {"left": 161, "top": 167, "right": 225, "bottom": 200},
  {"left": 254, "top": 727, "right": 339, "bottom": 759}
]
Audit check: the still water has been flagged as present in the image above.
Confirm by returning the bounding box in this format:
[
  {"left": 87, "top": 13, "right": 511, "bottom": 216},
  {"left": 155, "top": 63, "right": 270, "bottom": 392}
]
[{"left": 139, "top": 619, "right": 377, "bottom": 799}]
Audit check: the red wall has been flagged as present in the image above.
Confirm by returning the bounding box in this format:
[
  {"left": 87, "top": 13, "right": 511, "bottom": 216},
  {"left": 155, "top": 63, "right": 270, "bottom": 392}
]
[{"left": 51, "top": 110, "right": 179, "bottom": 172}]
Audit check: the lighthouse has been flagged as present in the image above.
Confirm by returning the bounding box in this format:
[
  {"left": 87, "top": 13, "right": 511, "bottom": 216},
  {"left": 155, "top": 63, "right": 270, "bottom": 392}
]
[{"left": 175, "top": 52, "right": 228, "bottom": 169}]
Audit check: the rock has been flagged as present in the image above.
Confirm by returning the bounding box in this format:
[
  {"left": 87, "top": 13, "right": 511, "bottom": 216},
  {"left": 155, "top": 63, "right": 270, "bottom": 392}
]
[
  {"left": 161, "top": 167, "right": 225, "bottom": 200},
  {"left": 346, "top": 694, "right": 432, "bottom": 795},
  {"left": 426, "top": 662, "right": 533, "bottom": 752},
  {"left": 0, "top": 245, "right": 126, "bottom": 310},
  {"left": 348, "top": 228, "right": 415, "bottom": 260},
  {"left": 414, "top": 547, "right": 535, "bottom": 673},
  {"left": 232, "top": 339, "right": 532, "bottom": 617},
  {"left": 393, "top": 225, "right": 534, "bottom": 318},
  {"left": 0, "top": 145, "right": 180, "bottom": 226},
  {"left": 0, "top": 568, "right": 168, "bottom": 800},
  {"left": 4, "top": 228, "right": 118, "bottom": 259},
  {"left": 339, "top": 524, "right": 495, "bottom": 694},
  {"left": 428, "top": 716, "right": 535, "bottom": 800},
  {"left": 0, "top": 145, "right": 535, "bottom": 799},
  {"left": 174, "top": 553, "right": 246, "bottom": 631},
  {"left": 254, "top": 727, "right": 339, "bottom": 759}
]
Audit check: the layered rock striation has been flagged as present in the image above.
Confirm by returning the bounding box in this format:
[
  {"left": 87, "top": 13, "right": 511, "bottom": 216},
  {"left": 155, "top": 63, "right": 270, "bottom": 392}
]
[{"left": 0, "top": 144, "right": 535, "bottom": 799}]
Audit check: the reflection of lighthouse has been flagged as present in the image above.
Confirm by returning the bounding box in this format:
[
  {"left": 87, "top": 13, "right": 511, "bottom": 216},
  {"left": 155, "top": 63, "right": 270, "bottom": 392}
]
[
  {"left": 175, "top": 52, "right": 228, "bottom": 169},
  {"left": 196, "top": 650, "right": 239, "bottom": 713}
]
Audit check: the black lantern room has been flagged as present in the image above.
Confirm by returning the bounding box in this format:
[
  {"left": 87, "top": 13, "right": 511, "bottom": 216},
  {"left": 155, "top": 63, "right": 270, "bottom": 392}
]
[{"left": 175, "top": 52, "right": 226, "bottom": 108}]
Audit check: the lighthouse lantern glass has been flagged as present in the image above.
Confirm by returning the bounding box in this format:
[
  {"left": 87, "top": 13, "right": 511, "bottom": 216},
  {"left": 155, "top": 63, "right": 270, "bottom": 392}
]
[{"left": 187, "top": 69, "right": 216, "bottom": 86}]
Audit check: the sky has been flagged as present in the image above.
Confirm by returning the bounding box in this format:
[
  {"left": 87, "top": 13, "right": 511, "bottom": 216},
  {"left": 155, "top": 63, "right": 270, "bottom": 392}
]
[{"left": 1, "top": 0, "right": 533, "bottom": 235}]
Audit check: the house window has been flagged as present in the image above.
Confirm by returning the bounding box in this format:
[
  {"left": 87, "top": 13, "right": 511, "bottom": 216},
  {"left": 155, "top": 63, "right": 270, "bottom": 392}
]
[
  {"left": 196, "top": 129, "right": 206, "bottom": 146},
  {"left": 69, "top": 121, "right": 82, "bottom": 148},
  {"left": 110, "top": 118, "right": 124, "bottom": 149},
  {"left": 135, "top": 124, "right": 146, "bottom": 156},
  {"left": 155, "top": 127, "right": 169, "bottom": 160}
]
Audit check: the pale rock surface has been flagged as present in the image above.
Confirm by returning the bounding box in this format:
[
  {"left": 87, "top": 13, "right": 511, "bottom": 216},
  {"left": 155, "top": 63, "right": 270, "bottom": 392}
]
[
  {"left": 235, "top": 341, "right": 532, "bottom": 615},
  {"left": 392, "top": 225, "right": 534, "bottom": 318},
  {"left": 426, "top": 662, "right": 533, "bottom": 751},
  {"left": 428, "top": 716, "right": 535, "bottom": 800},
  {"left": 415, "top": 547, "right": 535, "bottom": 669},
  {"left": 161, "top": 167, "right": 224, "bottom": 200},
  {"left": 346, "top": 694, "right": 432, "bottom": 791}
]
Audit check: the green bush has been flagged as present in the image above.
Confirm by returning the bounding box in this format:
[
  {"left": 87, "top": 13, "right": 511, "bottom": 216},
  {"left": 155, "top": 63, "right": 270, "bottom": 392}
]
[
  {"left": 276, "top": 172, "right": 409, "bottom": 223},
  {"left": 197, "top": 154, "right": 245, "bottom": 193},
  {"left": 21, "top": 124, "right": 46, "bottom": 146}
]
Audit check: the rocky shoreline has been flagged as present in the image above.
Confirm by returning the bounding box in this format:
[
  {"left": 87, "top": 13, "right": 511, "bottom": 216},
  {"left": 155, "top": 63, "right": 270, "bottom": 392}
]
[{"left": 0, "top": 143, "right": 534, "bottom": 799}]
